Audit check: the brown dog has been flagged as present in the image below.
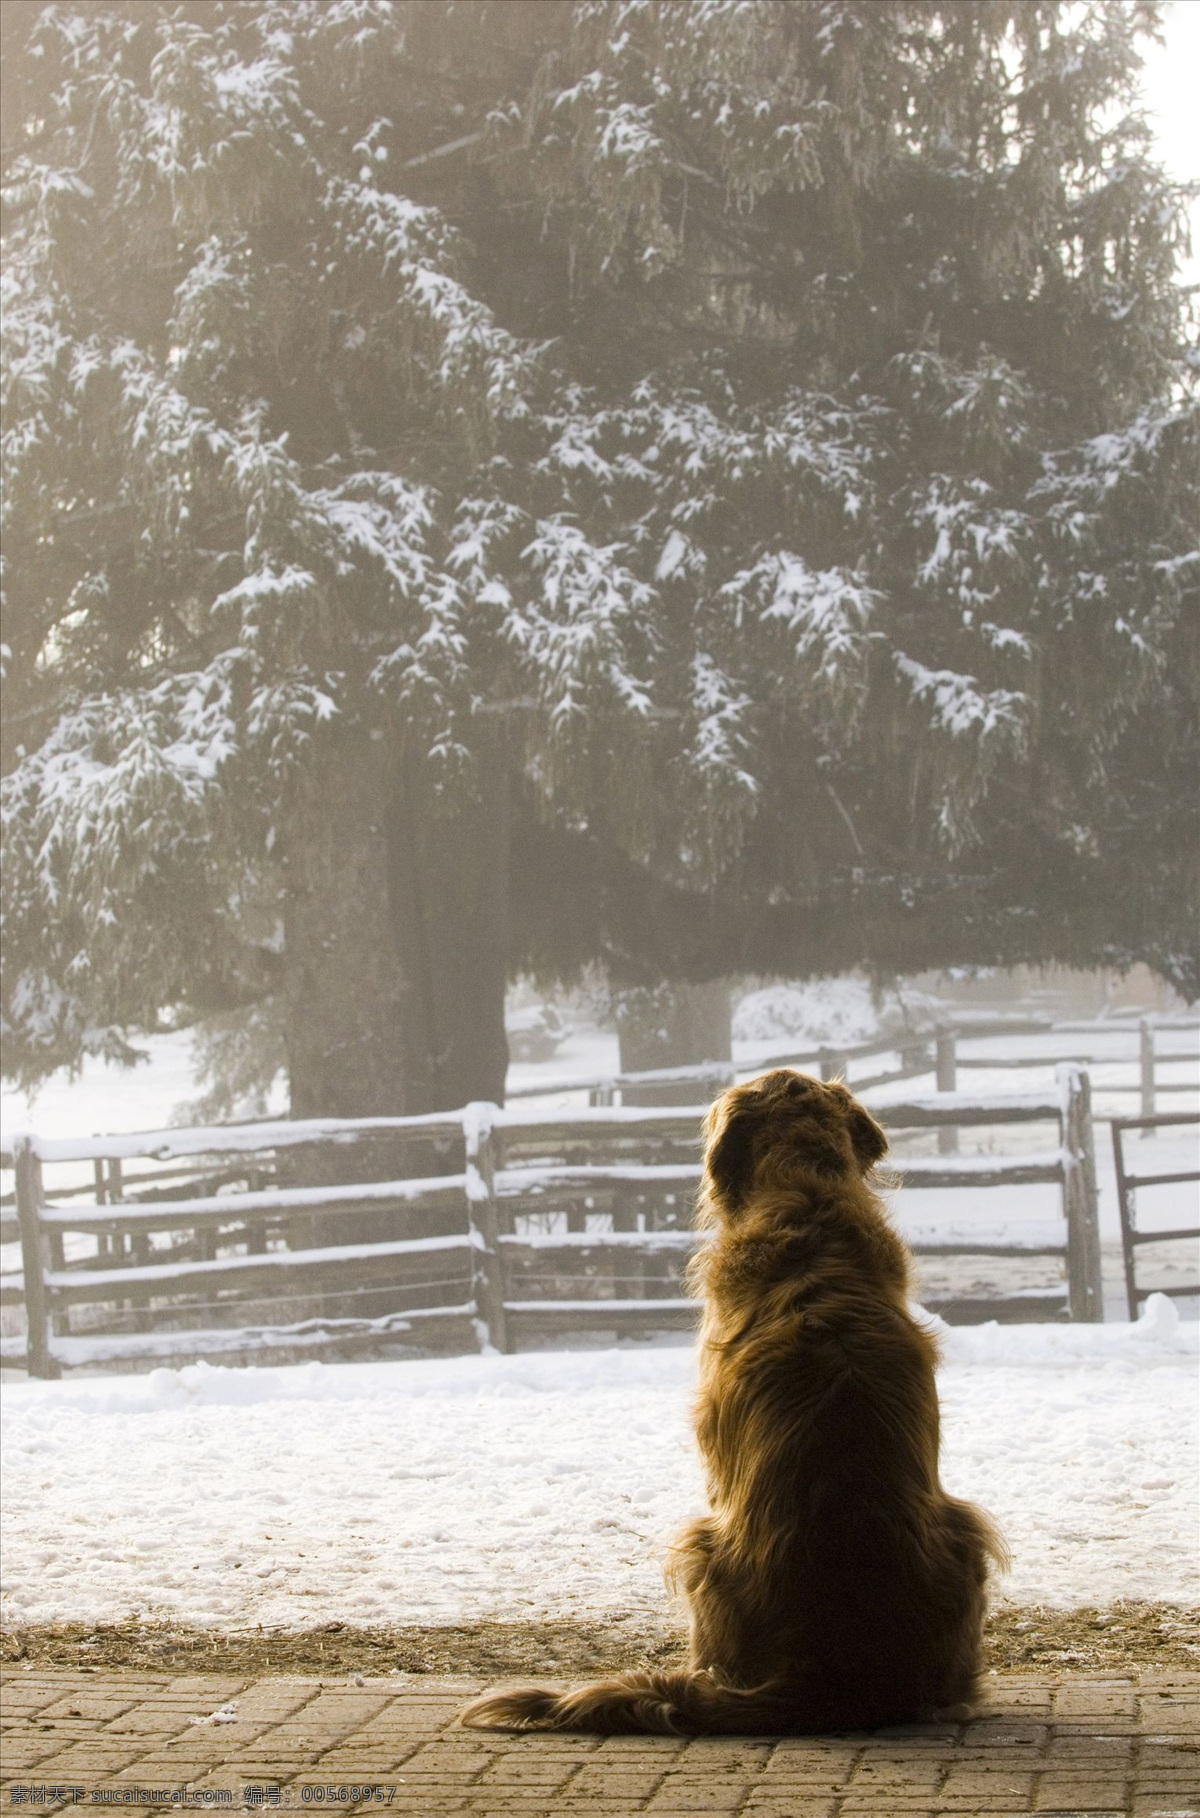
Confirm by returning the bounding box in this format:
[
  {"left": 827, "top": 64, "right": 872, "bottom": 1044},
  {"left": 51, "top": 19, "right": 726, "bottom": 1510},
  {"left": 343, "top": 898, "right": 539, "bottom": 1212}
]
[{"left": 462, "top": 1068, "right": 1005, "bottom": 1735}]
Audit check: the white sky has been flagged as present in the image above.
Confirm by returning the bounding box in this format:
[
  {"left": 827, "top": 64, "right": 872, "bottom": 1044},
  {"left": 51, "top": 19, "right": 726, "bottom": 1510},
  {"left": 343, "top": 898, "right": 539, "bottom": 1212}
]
[{"left": 1141, "top": 0, "right": 1200, "bottom": 282}]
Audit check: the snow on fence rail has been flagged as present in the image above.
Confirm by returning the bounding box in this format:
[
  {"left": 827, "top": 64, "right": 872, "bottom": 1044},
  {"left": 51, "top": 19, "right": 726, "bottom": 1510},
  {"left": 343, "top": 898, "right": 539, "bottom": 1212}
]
[
  {"left": 0, "top": 1067, "right": 1102, "bottom": 1377},
  {"left": 506, "top": 1014, "right": 1198, "bottom": 1142},
  {"left": 502, "top": 1019, "right": 1028, "bottom": 1103}
]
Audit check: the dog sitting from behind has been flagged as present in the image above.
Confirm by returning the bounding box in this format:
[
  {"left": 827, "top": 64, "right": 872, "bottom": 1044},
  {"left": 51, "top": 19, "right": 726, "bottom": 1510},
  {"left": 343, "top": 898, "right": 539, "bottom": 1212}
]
[{"left": 462, "top": 1068, "right": 1006, "bottom": 1736}]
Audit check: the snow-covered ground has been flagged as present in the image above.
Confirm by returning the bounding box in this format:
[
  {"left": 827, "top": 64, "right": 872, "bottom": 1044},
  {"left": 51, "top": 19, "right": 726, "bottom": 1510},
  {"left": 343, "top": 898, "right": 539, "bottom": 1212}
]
[
  {"left": 2, "top": 1298, "right": 1195, "bottom": 1630},
  {"left": 0, "top": 1029, "right": 283, "bottom": 1146},
  {"left": 2, "top": 988, "right": 1195, "bottom": 1632}
]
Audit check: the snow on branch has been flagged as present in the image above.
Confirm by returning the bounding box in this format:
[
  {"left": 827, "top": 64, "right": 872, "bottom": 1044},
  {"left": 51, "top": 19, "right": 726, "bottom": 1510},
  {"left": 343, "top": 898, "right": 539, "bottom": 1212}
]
[
  {"left": 672, "top": 649, "right": 761, "bottom": 874},
  {"left": 894, "top": 653, "right": 1027, "bottom": 850},
  {"left": 313, "top": 471, "right": 435, "bottom": 601},
  {"left": 368, "top": 498, "right": 528, "bottom": 773},
  {"left": 913, "top": 476, "right": 1029, "bottom": 618},
  {"left": 895, "top": 657, "right": 1025, "bottom": 742},
  {"left": 725, "top": 551, "right": 877, "bottom": 725},
  {"left": 515, "top": 520, "right": 657, "bottom": 731},
  {"left": 1033, "top": 398, "right": 1191, "bottom": 525},
  {"left": 325, "top": 177, "right": 537, "bottom": 423}
]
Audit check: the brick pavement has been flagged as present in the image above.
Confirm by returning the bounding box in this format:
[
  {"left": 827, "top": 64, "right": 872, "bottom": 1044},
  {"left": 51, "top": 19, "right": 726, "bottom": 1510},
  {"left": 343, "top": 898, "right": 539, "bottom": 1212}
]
[{"left": 2, "top": 1668, "right": 1197, "bottom": 1818}]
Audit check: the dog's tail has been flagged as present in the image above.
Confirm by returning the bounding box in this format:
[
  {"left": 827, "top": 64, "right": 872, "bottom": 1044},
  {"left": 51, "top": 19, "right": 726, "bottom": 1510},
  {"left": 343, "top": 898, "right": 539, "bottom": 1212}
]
[{"left": 460, "top": 1668, "right": 792, "bottom": 1736}]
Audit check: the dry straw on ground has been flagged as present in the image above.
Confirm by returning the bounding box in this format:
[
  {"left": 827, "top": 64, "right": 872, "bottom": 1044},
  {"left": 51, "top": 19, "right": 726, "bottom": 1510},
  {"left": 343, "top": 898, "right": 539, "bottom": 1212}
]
[{"left": 2, "top": 1603, "right": 1196, "bottom": 1678}]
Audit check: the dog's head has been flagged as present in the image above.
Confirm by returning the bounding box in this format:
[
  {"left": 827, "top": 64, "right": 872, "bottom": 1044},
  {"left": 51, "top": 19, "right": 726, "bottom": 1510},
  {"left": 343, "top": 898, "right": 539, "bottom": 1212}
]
[{"left": 701, "top": 1068, "right": 887, "bottom": 1213}]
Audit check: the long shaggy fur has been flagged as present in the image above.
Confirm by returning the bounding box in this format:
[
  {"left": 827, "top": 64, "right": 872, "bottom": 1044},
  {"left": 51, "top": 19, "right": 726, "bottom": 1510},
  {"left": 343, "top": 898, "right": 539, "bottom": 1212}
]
[{"left": 462, "top": 1069, "right": 1006, "bottom": 1736}]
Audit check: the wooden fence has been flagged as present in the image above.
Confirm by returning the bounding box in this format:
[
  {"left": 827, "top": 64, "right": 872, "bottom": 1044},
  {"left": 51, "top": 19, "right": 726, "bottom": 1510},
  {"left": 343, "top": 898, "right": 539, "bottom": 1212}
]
[
  {"left": 1, "top": 1066, "right": 1101, "bottom": 1376},
  {"left": 508, "top": 1013, "right": 1199, "bottom": 1130},
  {"left": 505, "top": 1013, "right": 1056, "bottom": 1104},
  {"left": 925, "top": 1015, "right": 1198, "bottom": 1125},
  {"left": 1111, "top": 1110, "right": 1200, "bottom": 1319}
]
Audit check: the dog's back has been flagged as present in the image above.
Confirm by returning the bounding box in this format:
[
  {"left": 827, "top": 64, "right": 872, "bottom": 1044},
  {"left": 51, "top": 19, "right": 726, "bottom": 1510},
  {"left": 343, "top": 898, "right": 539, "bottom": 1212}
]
[{"left": 463, "top": 1070, "right": 1004, "bottom": 1735}]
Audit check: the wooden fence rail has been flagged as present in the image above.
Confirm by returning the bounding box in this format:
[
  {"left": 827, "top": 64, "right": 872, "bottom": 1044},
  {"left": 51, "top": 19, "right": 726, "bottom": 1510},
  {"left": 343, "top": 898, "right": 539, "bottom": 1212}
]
[
  {"left": 1, "top": 1067, "right": 1103, "bottom": 1376},
  {"left": 504, "top": 1014, "right": 1061, "bottom": 1104},
  {"left": 530, "top": 1016, "right": 1195, "bottom": 1097}
]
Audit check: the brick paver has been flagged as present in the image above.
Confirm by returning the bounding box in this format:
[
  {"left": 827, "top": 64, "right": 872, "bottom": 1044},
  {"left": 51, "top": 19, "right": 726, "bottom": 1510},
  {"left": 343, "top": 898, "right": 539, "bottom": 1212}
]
[{"left": 1, "top": 1668, "right": 1196, "bottom": 1818}]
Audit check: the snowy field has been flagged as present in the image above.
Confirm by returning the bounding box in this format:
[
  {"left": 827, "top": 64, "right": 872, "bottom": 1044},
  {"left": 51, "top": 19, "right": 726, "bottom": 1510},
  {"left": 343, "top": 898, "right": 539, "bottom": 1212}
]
[
  {"left": 2, "top": 1298, "right": 1196, "bottom": 1632},
  {"left": 2, "top": 991, "right": 1195, "bottom": 1631}
]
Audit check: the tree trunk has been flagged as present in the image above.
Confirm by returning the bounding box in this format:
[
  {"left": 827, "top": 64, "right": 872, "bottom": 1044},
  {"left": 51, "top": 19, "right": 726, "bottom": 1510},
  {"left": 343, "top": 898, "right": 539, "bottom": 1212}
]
[
  {"left": 615, "top": 980, "right": 732, "bottom": 1105},
  {"left": 282, "top": 728, "right": 510, "bottom": 1123},
  {"left": 283, "top": 732, "right": 419, "bottom": 1126},
  {"left": 386, "top": 737, "right": 510, "bottom": 1117}
]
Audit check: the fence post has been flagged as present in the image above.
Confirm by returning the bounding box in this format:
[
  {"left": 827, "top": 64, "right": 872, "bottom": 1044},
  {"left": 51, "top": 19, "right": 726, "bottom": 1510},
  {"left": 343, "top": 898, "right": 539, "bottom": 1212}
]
[
  {"left": 612, "top": 1189, "right": 641, "bottom": 1334},
  {"left": 1076, "top": 1069, "right": 1102, "bottom": 1320},
  {"left": 819, "top": 1047, "right": 848, "bottom": 1082},
  {"left": 935, "top": 1027, "right": 958, "bottom": 1155},
  {"left": 14, "top": 1135, "right": 60, "bottom": 1380},
  {"left": 1140, "top": 1019, "right": 1155, "bottom": 1137},
  {"left": 464, "top": 1103, "right": 510, "bottom": 1354},
  {"left": 1110, "top": 1120, "right": 1141, "bottom": 1322},
  {"left": 1059, "top": 1065, "right": 1103, "bottom": 1322},
  {"left": 93, "top": 1159, "right": 116, "bottom": 1261}
]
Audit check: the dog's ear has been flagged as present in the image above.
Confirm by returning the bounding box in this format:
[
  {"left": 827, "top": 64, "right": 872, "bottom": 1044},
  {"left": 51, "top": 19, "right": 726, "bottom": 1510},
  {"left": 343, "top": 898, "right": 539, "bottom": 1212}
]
[
  {"left": 845, "top": 1103, "right": 888, "bottom": 1169},
  {"left": 705, "top": 1104, "right": 757, "bottom": 1210}
]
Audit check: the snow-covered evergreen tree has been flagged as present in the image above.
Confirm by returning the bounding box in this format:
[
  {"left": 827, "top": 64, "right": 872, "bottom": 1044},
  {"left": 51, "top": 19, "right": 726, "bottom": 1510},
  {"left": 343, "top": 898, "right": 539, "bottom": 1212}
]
[{"left": 3, "top": 0, "right": 1196, "bottom": 1112}]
